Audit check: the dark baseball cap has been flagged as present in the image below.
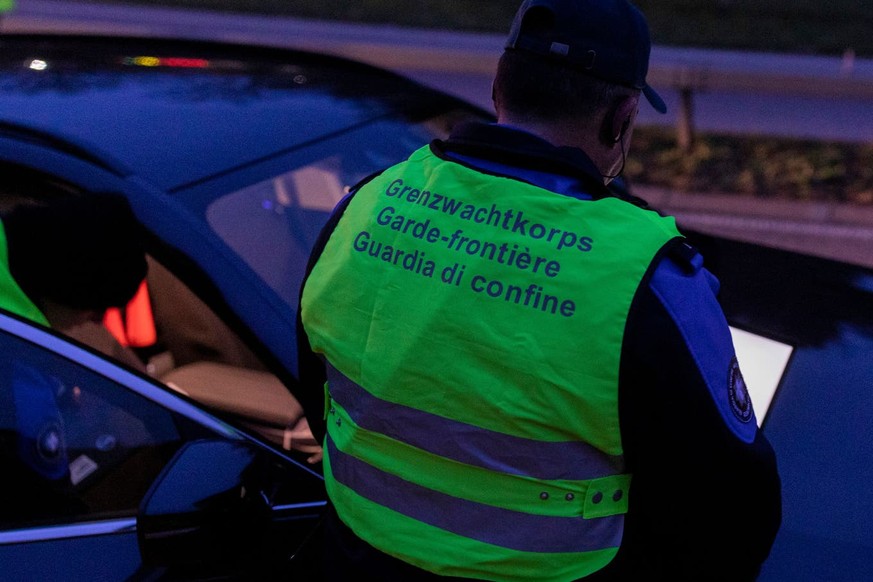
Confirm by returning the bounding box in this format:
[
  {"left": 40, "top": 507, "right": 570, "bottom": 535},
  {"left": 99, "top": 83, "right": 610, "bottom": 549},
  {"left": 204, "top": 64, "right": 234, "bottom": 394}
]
[{"left": 505, "top": 0, "right": 667, "bottom": 113}]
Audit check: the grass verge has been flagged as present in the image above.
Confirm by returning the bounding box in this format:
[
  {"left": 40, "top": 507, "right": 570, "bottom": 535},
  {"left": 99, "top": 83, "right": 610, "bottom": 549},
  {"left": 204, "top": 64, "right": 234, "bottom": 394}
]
[{"left": 628, "top": 127, "right": 873, "bottom": 205}]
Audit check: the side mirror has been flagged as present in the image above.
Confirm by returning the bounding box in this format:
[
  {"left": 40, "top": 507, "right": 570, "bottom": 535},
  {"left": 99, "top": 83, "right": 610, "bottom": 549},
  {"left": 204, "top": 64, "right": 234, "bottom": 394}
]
[{"left": 137, "top": 439, "right": 272, "bottom": 574}]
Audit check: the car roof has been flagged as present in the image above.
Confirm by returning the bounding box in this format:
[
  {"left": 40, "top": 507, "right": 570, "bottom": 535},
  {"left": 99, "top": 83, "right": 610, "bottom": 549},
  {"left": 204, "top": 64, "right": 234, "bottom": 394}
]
[{"left": 0, "top": 34, "right": 467, "bottom": 192}]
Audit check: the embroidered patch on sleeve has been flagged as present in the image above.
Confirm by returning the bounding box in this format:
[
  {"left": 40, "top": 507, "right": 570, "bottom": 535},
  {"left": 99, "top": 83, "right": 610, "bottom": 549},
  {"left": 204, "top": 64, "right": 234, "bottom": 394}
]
[{"left": 728, "top": 356, "right": 754, "bottom": 423}]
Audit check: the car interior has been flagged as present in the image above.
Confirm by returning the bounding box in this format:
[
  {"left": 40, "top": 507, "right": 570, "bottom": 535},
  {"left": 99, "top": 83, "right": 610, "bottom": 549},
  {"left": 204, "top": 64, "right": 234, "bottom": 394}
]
[
  {"left": 143, "top": 255, "right": 307, "bottom": 449},
  {"left": 0, "top": 164, "right": 308, "bottom": 458}
]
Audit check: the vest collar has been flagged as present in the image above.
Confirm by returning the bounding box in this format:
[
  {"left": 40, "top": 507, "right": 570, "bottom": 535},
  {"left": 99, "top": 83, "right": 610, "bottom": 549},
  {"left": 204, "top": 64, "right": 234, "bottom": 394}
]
[
  {"left": 433, "top": 122, "right": 610, "bottom": 196},
  {"left": 432, "top": 122, "right": 651, "bottom": 208}
]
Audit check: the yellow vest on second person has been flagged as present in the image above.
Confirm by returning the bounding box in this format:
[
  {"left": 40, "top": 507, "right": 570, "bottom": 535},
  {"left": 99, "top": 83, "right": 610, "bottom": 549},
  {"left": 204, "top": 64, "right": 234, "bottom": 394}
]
[{"left": 0, "top": 219, "right": 50, "bottom": 326}]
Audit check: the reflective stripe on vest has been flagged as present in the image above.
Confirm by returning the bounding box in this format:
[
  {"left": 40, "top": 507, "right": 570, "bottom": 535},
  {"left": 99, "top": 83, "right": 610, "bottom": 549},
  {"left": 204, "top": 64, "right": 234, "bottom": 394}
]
[
  {"left": 326, "top": 365, "right": 624, "bottom": 481},
  {"left": 326, "top": 436, "right": 625, "bottom": 553},
  {"left": 302, "top": 145, "right": 682, "bottom": 581}
]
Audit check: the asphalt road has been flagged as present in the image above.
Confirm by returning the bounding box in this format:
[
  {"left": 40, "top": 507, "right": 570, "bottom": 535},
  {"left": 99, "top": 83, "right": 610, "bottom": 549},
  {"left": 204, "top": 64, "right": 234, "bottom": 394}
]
[{"left": 5, "top": 0, "right": 873, "bottom": 268}]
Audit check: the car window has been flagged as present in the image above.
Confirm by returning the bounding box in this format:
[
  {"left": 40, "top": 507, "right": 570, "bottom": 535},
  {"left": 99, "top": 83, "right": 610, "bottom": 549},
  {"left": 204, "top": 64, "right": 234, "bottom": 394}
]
[
  {"left": 0, "top": 164, "right": 309, "bottom": 459},
  {"left": 140, "top": 257, "right": 310, "bottom": 454},
  {"left": 205, "top": 111, "right": 483, "bottom": 309},
  {"left": 0, "top": 328, "right": 212, "bottom": 530}
]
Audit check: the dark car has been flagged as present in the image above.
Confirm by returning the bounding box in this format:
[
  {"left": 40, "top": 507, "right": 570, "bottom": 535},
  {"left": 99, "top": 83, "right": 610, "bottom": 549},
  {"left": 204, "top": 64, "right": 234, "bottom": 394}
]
[
  {"left": 684, "top": 233, "right": 873, "bottom": 582},
  {"left": 1, "top": 33, "right": 872, "bottom": 581},
  {"left": 0, "top": 33, "right": 489, "bottom": 580}
]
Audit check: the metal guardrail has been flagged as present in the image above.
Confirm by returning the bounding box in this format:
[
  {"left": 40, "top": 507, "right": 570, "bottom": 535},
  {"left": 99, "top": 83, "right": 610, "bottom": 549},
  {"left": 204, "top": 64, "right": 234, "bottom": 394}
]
[
  {"left": 643, "top": 46, "right": 873, "bottom": 150},
  {"left": 649, "top": 46, "right": 873, "bottom": 100},
  {"left": 286, "top": 35, "right": 873, "bottom": 101}
]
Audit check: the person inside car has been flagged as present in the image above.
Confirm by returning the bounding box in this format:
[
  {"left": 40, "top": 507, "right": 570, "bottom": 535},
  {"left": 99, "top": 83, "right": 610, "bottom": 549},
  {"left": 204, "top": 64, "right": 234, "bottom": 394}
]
[
  {"left": 1, "top": 186, "right": 324, "bottom": 465},
  {"left": 0, "top": 191, "right": 149, "bottom": 372},
  {"left": 0, "top": 191, "right": 149, "bottom": 523}
]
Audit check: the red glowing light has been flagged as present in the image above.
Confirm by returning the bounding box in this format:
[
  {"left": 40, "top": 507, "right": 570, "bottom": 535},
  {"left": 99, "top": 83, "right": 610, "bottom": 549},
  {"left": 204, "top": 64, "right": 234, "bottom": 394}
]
[{"left": 161, "top": 57, "right": 210, "bottom": 68}]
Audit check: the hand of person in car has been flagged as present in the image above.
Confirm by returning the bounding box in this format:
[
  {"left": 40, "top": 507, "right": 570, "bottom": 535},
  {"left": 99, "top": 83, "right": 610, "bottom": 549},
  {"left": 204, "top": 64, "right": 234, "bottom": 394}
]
[{"left": 286, "top": 415, "right": 323, "bottom": 464}]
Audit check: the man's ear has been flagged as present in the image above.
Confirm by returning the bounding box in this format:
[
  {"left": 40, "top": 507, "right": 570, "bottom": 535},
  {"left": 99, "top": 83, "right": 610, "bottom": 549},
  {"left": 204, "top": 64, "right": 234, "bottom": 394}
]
[
  {"left": 491, "top": 79, "right": 503, "bottom": 117},
  {"left": 601, "top": 96, "right": 638, "bottom": 145}
]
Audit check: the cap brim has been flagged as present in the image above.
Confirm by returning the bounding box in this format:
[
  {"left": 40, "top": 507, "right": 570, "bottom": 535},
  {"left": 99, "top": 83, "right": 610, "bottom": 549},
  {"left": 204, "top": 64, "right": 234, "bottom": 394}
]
[{"left": 643, "top": 85, "right": 667, "bottom": 114}]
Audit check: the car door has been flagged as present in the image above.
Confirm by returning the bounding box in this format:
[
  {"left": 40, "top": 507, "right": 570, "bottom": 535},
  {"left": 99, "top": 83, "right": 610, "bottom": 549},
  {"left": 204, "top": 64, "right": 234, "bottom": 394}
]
[
  {"left": 0, "top": 310, "right": 325, "bottom": 581},
  {"left": 686, "top": 231, "right": 873, "bottom": 581}
]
